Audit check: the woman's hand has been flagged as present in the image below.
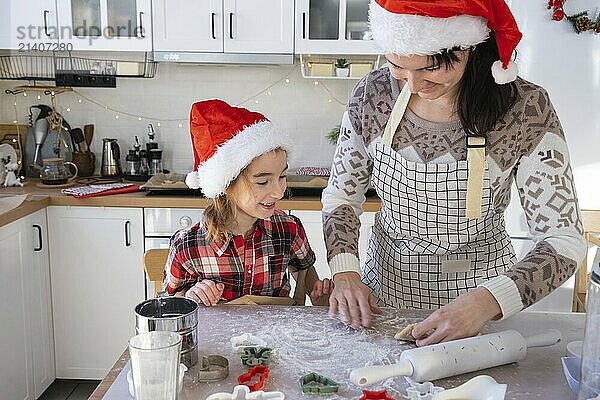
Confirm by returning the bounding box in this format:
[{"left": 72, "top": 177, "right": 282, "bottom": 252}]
[
  {"left": 309, "top": 278, "right": 334, "bottom": 305},
  {"left": 185, "top": 280, "right": 224, "bottom": 306},
  {"left": 411, "top": 287, "right": 502, "bottom": 346},
  {"left": 329, "top": 272, "right": 382, "bottom": 329}
]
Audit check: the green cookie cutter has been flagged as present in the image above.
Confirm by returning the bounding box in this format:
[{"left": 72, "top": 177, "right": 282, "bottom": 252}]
[
  {"left": 300, "top": 372, "right": 340, "bottom": 394},
  {"left": 240, "top": 346, "right": 273, "bottom": 367}
]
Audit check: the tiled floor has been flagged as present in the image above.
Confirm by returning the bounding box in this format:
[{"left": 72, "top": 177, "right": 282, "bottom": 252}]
[{"left": 39, "top": 380, "right": 100, "bottom": 400}]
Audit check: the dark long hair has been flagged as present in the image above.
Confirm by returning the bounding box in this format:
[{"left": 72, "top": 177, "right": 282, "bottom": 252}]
[{"left": 429, "top": 33, "right": 517, "bottom": 136}]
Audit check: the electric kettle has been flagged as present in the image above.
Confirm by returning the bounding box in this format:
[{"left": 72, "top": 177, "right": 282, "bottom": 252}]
[{"left": 101, "top": 138, "right": 121, "bottom": 177}]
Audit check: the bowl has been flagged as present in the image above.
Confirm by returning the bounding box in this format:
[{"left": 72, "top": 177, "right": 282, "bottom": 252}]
[{"left": 127, "top": 362, "right": 187, "bottom": 397}]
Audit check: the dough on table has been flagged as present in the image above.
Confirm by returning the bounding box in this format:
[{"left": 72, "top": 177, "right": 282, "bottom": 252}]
[{"left": 394, "top": 323, "right": 418, "bottom": 342}]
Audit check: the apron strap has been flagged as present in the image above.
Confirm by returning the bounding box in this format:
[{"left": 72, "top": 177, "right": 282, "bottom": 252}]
[
  {"left": 382, "top": 84, "right": 411, "bottom": 147},
  {"left": 383, "top": 83, "right": 486, "bottom": 220},
  {"left": 465, "top": 136, "right": 486, "bottom": 219}
]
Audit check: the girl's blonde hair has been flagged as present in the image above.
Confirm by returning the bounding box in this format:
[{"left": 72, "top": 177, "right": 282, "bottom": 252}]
[
  {"left": 202, "top": 148, "right": 286, "bottom": 243},
  {"left": 203, "top": 170, "right": 250, "bottom": 244}
]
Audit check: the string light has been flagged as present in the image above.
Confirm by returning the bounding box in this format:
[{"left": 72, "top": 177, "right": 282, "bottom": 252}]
[
  {"left": 4, "top": 67, "right": 347, "bottom": 129},
  {"left": 37, "top": 95, "right": 41, "bottom": 100},
  {"left": 23, "top": 92, "right": 27, "bottom": 97}
]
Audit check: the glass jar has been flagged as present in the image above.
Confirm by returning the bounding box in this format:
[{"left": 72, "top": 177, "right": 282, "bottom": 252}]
[
  {"left": 125, "top": 150, "right": 140, "bottom": 176},
  {"left": 579, "top": 262, "right": 600, "bottom": 400},
  {"left": 148, "top": 149, "right": 163, "bottom": 176}
]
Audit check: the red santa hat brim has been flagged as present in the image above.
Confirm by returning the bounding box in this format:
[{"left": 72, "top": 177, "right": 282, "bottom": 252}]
[{"left": 185, "top": 120, "right": 292, "bottom": 198}]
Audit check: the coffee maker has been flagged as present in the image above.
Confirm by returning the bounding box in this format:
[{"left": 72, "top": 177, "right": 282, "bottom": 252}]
[{"left": 101, "top": 138, "right": 122, "bottom": 177}]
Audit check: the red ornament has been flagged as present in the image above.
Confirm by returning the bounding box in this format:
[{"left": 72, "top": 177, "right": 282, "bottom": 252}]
[
  {"left": 596, "top": 26, "right": 600, "bottom": 33},
  {"left": 552, "top": 9, "right": 565, "bottom": 21}
]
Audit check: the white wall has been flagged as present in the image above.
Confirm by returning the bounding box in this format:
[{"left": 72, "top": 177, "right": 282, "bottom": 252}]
[
  {"left": 508, "top": 0, "right": 600, "bottom": 210},
  {"left": 0, "top": 61, "right": 354, "bottom": 174}
]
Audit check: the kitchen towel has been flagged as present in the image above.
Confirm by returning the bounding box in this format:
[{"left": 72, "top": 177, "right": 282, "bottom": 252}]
[{"left": 62, "top": 183, "right": 141, "bottom": 198}]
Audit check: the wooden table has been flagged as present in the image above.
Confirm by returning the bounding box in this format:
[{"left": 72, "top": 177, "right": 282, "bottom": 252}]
[{"left": 90, "top": 306, "right": 585, "bottom": 400}]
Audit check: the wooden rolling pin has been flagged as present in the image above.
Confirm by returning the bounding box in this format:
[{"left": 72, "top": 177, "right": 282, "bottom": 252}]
[{"left": 350, "top": 329, "right": 561, "bottom": 385}]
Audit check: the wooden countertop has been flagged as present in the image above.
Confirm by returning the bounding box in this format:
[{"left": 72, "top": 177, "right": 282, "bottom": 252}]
[
  {"left": 0, "top": 180, "right": 382, "bottom": 228},
  {"left": 90, "top": 307, "right": 585, "bottom": 400}
]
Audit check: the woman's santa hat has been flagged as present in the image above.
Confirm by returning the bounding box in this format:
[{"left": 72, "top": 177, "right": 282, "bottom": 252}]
[
  {"left": 185, "top": 99, "right": 291, "bottom": 198},
  {"left": 369, "top": 0, "right": 522, "bottom": 84}
]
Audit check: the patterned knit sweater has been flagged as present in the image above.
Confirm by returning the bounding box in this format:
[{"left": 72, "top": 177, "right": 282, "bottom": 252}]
[{"left": 322, "top": 67, "right": 586, "bottom": 318}]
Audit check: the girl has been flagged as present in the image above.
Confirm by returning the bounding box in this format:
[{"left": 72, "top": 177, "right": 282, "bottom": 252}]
[{"left": 164, "top": 99, "right": 332, "bottom": 306}]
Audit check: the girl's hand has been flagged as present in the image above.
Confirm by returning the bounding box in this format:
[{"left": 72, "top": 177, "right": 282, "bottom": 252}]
[
  {"left": 411, "top": 287, "right": 501, "bottom": 346},
  {"left": 309, "top": 278, "right": 334, "bottom": 304},
  {"left": 185, "top": 280, "right": 225, "bottom": 306}
]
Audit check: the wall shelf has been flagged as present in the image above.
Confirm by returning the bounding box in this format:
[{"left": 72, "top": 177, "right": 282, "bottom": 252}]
[
  {"left": 0, "top": 52, "right": 157, "bottom": 86},
  {"left": 299, "top": 54, "right": 380, "bottom": 80}
]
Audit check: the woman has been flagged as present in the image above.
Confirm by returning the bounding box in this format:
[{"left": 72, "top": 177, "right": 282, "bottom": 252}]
[
  {"left": 164, "top": 99, "right": 332, "bottom": 305},
  {"left": 322, "top": 0, "right": 586, "bottom": 345}
]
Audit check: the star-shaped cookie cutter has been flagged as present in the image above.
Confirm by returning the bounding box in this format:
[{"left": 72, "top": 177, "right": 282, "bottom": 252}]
[
  {"left": 359, "top": 389, "right": 395, "bottom": 400},
  {"left": 299, "top": 372, "right": 340, "bottom": 394},
  {"left": 206, "top": 384, "right": 285, "bottom": 400},
  {"left": 197, "top": 354, "right": 230, "bottom": 382},
  {"left": 231, "top": 333, "right": 268, "bottom": 353},
  {"left": 237, "top": 365, "right": 270, "bottom": 391},
  {"left": 241, "top": 347, "right": 273, "bottom": 367}
]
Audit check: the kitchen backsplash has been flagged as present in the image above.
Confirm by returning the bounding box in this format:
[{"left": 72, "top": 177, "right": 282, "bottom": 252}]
[{"left": 0, "top": 61, "right": 356, "bottom": 174}]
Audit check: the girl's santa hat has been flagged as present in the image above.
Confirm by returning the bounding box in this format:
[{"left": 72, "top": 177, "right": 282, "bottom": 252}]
[
  {"left": 185, "top": 99, "right": 291, "bottom": 198},
  {"left": 369, "top": 0, "right": 522, "bottom": 84}
]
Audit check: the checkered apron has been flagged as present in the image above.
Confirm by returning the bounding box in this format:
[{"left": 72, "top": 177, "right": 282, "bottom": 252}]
[{"left": 363, "top": 85, "right": 516, "bottom": 309}]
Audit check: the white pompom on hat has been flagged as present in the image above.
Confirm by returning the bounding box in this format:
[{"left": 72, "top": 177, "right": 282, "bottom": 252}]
[
  {"left": 185, "top": 99, "right": 292, "bottom": 198},
  {"left": 369, "top": 0, "right": 522, "bottom": 84}
]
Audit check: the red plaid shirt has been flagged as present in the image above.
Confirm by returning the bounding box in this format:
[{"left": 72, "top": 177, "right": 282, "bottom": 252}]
[{"left": 163, "top": 210, "right": 316, "bottom": 300}]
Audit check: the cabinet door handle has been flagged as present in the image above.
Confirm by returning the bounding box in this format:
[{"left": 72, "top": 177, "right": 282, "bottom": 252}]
[
  {"left": 211, "top": 13, "right": 217, "bottom": 39},
  {"left": 124, "top": 220, "right": 131, "bottom": 247},
  {"left": 229, "top": 12, "right": 234, "bottom": 39},
  {"left": 139, "top": 11, "right": 145, "bottom": 38},
  {"left": 302, "top": 12, "right": 306, "bottom": 39},
  {"left": 43, "top": 10, "right": 50, "bottom": 37},
  {"left": 33, "top": 224, "right": 43, "bottom": 252}
]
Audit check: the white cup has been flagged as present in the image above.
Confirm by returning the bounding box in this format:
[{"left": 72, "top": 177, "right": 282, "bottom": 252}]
[{"left": 128, "top": 331, "right": 182, "bottom": 400}]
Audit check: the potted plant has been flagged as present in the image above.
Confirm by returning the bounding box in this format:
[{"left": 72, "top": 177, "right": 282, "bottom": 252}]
[{"left": 334, "top": 58, "right": 350, "bottom": 77}]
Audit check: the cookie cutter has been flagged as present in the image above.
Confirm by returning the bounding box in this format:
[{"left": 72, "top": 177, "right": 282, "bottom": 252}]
[
  {"left": 359, "top": 389, "right": 395, "bottom": 400},
  {"left": 206, "top": 384, "right": 285, "bottom": 400},
  {"left": 197, "top": 355, "right": 230, "bottom": 382},
  {"left": 299, "top": 372, "right": 340, "bottom": 394},
  {"left": 231, "top": 333, "right": 268, "bottom": 353},
  {"left": 241, "top": 346, "right": 273, "bottom": 367},
  {"left": 237, "top": 365, "right": 270, "bottom": 391},
  {"left": 405, "top": 380, "right": 444, "bottom": 400}
]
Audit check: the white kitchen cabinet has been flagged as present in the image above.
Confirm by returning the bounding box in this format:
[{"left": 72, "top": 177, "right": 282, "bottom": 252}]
[
  {"left": 0, "top": 0, "right": 59, "bottom": 50},
  {"left": 48, "top": 206, "right": 145, "bottom": 379},
  {"left": 0, "top": 209, "right": 54, "bottom": 400},
  {"left": 153, "top": 0, "right": 294, "bottom": 62},
  {"left": 289, "top": 210, "right": 376, "bottom": 280},
  {"left": 55, "top": 0, "right": 152, "bottom": 51},
  {"left": 295, "top": 0, "right": 378, "bottom": 55}
]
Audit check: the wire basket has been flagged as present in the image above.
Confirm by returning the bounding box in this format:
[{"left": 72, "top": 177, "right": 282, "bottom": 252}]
[
  {"left": 0, "top": 55, "right": 54, "bottom": 80},
  {"left": 0, "top": 53, "right": 157, "bottom": 81}
]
